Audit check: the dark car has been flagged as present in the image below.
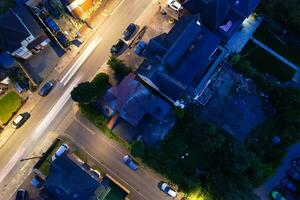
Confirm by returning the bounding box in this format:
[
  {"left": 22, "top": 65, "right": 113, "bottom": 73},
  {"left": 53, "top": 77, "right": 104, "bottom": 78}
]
[
  {"left": 16, "top": 189, "right": 29, "bottom": 200},
  {"left": 293, "top": 158, "right": 300, "bottom": 166},
  {"left": 39, "top": 80, "right": 54, "bottom": 96},
  {"left": 44, "top": 1, "right": 61, "bottom": 19},
  {"left": 122, "top": 155, "right": 138, "bottom": 171},
  {"left": 122, "top": 23, "right": 137, "bottom": 41},
  {"left": 56, "top": 31, "right": 69, "bottom": 48},
  {"left": 81, "top": 163, "right": 91, "bottom": 171},
  {"left": 110, "top": 39, "right": 127, "bottom": 56},
  {"left": 281, "top": 178, "right": 297, "bottom": 192},
  {"left": 135, "top": 41, "right": 146, "bottom": 56},
  {"left": 11, "top": 112, "right": 30, "bottom": 129},
  {"left": 287, "top": 168, "right": 300, "bottom": 182}
]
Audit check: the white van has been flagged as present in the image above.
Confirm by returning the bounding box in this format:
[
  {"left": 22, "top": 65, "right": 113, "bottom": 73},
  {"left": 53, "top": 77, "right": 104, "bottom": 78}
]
[{"left": 168, "top": 0, "right": 182, "bottom": 11}]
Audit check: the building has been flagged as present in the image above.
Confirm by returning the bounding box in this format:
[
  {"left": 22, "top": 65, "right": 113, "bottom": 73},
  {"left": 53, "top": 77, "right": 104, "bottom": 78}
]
[
  {"left": 101, "top": 73, "right": 174, "bottom": 145},
  {"left": 137, "top": 15, "right": 227, "bottom": 106},
  {"left": 45, "top": 154, "right": 100, "bottom": 200},
  {"left": 182, "top": 0, "right": 261, "bottom": 40},
  {"left": 0, "top": 6, "right": 50, "bottom": 59},
  {"left": 61, "top": 0, "right": 97, "bottom": 19}
]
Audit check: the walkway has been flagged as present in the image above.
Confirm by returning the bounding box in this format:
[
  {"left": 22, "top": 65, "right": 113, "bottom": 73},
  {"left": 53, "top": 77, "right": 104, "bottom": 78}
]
[
  {"left": 254, "top": 142, "right": 300, "bottom": 200},
  {"left": 225, "top": 15, "right": 263, "bottom": 53},
  {"left": 252, "top": 38, "right": 299, "bottom": 71}
]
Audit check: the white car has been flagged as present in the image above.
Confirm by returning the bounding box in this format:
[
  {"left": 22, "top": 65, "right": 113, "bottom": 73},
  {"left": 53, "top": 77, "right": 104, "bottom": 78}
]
[
  {"left": 52, "top": 144, "right": 69, "bottom": 161},
  {"left": 168, "top": 0, "right": 182, "bottom": 11},
  {"left": 11, "top": 112, "right": 30, "bottom": 129},
  {"left": 160, "top": 182, "right": 177, "bottom": 197}
]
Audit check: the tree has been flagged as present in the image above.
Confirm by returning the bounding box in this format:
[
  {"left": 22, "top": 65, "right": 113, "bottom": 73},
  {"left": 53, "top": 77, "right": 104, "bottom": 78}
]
[
  {"left": 91, "top": 73, "right": 110, "bottom": 96},
  {"left": 71, "top": 82, "right": 97, "bottom": 104},
  {"left": 107, "top": 57, "right": 132, "bottom": 81},
  {"left": 130, "top": 141, "right": 146, "bottom": 158}
]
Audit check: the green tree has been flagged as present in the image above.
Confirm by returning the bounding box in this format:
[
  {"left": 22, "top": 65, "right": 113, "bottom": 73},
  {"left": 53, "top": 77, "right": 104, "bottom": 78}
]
[
  {"left": 107, "top": 57, "right": 132, "bottom": 81},
  {"left": 71, "top": 82, "right": 97, "bottom": 104}
]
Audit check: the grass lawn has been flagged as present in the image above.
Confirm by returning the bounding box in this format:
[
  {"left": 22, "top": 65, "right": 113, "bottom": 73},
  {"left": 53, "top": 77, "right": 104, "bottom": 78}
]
[
  {"left": 0, "top": 91, "right": 22, "bottom": 125},
  {"left": 35, "top": 139, "right": 64, "bottom": 176},
  {"left": 0, "top": 0, "right": 16, "bottom": 15},
  {"left": 104, "top": 181, "right": 128, "bottom": 200},
  {"left": 254, "top": 21, "right": 300, "bottom": 66},
  {"left": 241, "top": 40, "right": 296, "bottom": 82}
]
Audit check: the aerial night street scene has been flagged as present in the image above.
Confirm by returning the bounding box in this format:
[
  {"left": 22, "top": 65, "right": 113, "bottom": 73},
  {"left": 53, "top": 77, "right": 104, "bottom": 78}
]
[{"left": 0, "top": 0, "right": 300, "bottom": 200}]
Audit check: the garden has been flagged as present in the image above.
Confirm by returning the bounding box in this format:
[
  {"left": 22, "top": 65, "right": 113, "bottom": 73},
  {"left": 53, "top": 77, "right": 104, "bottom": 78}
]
[
  {"left": 0, "top": 91, "right": 22, "bottom": 125},
  {"left": 241, "top": 40, "right": 296, "bottom": 82}
]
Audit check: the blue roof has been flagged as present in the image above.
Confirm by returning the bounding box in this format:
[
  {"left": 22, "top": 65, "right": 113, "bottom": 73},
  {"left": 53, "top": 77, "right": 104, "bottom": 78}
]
[
  {"left": 138, "top": 15, "right": 221, "bottom": 101},
  {"left": 162, "top": 17, "right": 203, "bottom": 68},
  {"left": 170, "top": 26, "right": 220, "bottom": 85},
  {"left": 102, "top": 73, "right": 171, "bottom": 127},
  {"left": 45, "top": 155, "right": 99, "bottom": 200},
  {"left": 0, "top": 53, "right": 15, "bottom": 69}
]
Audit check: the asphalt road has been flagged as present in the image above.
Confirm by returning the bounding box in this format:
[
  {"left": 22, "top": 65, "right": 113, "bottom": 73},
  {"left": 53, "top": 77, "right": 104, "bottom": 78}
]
[{"left": 0, "top": 0, "right": 177, "bottom": 199}]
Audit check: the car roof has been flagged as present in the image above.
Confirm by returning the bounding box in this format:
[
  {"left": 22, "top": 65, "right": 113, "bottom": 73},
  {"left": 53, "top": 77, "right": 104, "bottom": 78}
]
[{"left": 14, "top": 115, "right": 24, "bottom": 124}]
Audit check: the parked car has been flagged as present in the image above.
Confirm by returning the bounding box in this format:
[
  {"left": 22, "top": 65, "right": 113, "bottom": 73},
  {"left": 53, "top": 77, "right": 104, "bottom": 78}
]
[
  {"left": 11, "top": 112, "right": 30, "bottom": 129},
  {"left": 122, "top": 155, "right": 138, "bottom": 171},
  {"left": 30, "top": 176, "right": 44, "bottom": 189},
  {"left": 122, "top": 23, "right": 137, "bottom": 41},
  {"left": 292, "top": 158, "right": 300, "bottom": 166},
  {"left": 287, "top": 168, "right": 300, "bottom": 182},
  {"left": 110, "top": 39, "right": 127, "bottom": 56},
  {"left": 81, "top": 163, "right": 91, "bottom": 171},
  {"left": 15, "top": 189, "right": 29, "bottom": 200},
  {"left": 56, "top": 31, "right": 69, "bottom": 48},
  {"left": 271, "top": 190, "right": 286, "bottom": 200},
  {"left": 44, "top": 17, "right": 60, "bottom": 33},
  {"left": 160, "top": 182, "right": 177, "bottom": 198},
  {"left": 52, "top": 143, "right": 69, "bottom": 161},
  {"left": 135, "top": 41, "right": 146, "bottom": 56},
  {"left": 281, "top": 178, "right": 297, "bottom": 192},
  {"left": 44, "top": 1, "right": 61, "bottom": 19},
  {"left": 168, "top": 0, "right": 182, "bottom": 11},
  {"left": 39, "top": 80, "right": 54, "bottom": 96},
  {"left": 90, "top": 170, "right": 101, "bottom": 179}
]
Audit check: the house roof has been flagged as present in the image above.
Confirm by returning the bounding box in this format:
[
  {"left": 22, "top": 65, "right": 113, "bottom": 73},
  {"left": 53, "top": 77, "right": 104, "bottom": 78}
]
[
  {"left": 138, "top": 15, "right": 221, "bottom": 101},
  {"left": 102, "top": 73, "right": 171, "bottom": 127},
  {"left": 0, "top": 5, "right": 42, "bottom": 52},
  {"left": 45, "top": 155, "right": 99, "bottom": 200}
]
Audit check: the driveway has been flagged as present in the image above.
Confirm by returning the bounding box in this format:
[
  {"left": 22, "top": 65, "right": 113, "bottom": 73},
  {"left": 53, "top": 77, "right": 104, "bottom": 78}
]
[{"left": 254, "top": 142, "right": 300, "bottom": 199}]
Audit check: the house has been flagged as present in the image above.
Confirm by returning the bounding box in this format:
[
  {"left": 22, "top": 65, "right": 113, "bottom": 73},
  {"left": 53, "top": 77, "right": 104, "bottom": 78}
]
[
  {"left": 44, "top": 154, "right": 100, "bottom": 200},
  {"left": 137, "top": 15, "right": 227, "bottom": 106},
  {"left": 0, "top": 6, "right": 50, "bottom": 60},
  {"left": 101, "top": 73, "right": 174, "bottom": 145},
  {"left": 182, "top": 0, "right": 261, "bottom": 40}
]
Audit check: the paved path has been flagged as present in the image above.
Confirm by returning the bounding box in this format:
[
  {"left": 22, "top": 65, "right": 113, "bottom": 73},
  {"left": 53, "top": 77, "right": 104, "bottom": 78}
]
[
  {"left": 254, "top": 142, "right": 300, "bottom": 200},
  {"left": 252, "top": 38, "right": 299, "bottom": 71},
  {"left": 225, "top": 16, "right": 263, "bottom": 53}
]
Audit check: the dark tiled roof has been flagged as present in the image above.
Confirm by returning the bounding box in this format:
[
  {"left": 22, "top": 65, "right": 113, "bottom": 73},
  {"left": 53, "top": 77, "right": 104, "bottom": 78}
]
[
  {"left": 102, "top": 73, "right": 171, "bottom": 127},
  {"left": 0, "top": 5, "right": 42, "bottom": 52},
  {"left": 138, "top": 15, "right": 221, "bottom": 101},
  {"left": 45, "top": 155, "right": 99, "bottom": 200}
]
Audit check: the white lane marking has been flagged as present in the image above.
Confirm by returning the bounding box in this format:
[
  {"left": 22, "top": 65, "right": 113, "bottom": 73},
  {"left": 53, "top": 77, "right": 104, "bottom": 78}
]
[
  {"left": 0, "top": 76, "right": 81, "bottom": 184},
  {"left": 60, "top": 37, "right": 102, "bottom": 86}
]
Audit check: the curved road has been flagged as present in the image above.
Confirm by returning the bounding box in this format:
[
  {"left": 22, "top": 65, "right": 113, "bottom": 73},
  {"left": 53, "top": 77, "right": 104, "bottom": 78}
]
[{"left": 0, "top": 0, "right": 176, "bottom": 199}]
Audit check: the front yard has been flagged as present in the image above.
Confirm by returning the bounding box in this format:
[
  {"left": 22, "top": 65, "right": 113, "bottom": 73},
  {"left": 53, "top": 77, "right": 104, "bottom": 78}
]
[
  {"left": 34, "top": 139, "right": 64, "bottom": 176},
  {"left": 0, "top": 91, "right": 22, "bottom": 125},
  {"left": 241, "top": 40, "right": 296, "bottom": 82}
]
